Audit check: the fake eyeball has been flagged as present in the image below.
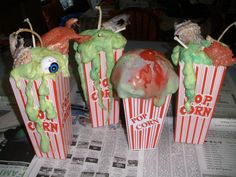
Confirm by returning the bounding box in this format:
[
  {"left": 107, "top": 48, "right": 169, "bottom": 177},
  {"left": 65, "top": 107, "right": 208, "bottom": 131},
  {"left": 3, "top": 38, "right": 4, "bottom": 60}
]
[{"left": 41, "top": 56, "right": 59, "bottom": 74}]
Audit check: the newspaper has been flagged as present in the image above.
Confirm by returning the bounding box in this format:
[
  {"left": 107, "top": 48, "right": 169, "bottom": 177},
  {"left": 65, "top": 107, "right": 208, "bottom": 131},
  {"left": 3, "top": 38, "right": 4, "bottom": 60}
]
[
  {"left": 23, "top": 114, "right": 236, "bottom": 177},
  {"left": 0, "top": 161, "right": 30, "bottom": 177}
]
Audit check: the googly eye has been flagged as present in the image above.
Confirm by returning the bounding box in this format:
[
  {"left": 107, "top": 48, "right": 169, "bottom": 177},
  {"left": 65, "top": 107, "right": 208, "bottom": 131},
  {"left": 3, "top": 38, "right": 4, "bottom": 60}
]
[
  {"left": 41, "top": 56, "right": 59, "bottom": 74},
  {"left": 49, "top": 62, "right": 59, "bottom": 73}
]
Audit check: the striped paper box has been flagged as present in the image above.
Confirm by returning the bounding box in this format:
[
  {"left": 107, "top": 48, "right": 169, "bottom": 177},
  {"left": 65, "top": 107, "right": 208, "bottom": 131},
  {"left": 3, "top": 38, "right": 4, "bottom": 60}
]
[
  {"left": 10, "top": 73, "right": 72, "bottom": 159},
  {"left": 83, "top": 49, "right": 123, "bottom": 128},
  {"left": 174, "top": 63, "right": 226, "bottom": 144},
  {"left": 123, "top": 96, "right": 171, "bottom": 150}
]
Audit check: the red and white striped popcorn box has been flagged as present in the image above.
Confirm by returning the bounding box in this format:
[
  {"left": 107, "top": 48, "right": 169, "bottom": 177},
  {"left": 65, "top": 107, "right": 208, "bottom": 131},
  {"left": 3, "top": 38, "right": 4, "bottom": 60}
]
[
  {"left": 174, "top": 63, "right": 226, "bottom": 144},
  {"left": 9, "top": 73, "right": 72, "bottom": 159},
  {"left": 123, "top": 96, "right": 172, "bottom": 150},
  {"left": 83, "top": 49, "right": 123, "bottom": 128}
]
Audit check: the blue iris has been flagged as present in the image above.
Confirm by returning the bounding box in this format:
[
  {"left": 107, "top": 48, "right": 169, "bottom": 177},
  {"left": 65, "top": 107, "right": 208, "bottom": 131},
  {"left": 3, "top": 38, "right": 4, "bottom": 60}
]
[{"left": 49, "top": 62, "right": 59, "bottom": 73}]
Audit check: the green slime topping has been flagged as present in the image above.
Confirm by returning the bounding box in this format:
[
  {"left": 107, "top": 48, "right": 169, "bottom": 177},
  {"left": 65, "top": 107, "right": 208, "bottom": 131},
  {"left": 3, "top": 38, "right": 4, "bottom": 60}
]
[
  {"left": 73, "top": 29, "right": 126, "bottom": 110},
  {"left": 11, "top": 47, "right": 69, "bottom": 153},
  {"left": 171, "top": 41, "right": 212, "bottom": 111}
]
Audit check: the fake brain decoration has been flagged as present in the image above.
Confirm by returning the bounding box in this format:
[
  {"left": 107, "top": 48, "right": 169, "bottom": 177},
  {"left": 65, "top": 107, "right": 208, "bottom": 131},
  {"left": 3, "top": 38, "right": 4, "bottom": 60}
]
[
  {"left": 111, "top": 49, "right": 179, "bottom": 106},
  {"left": 10, "top": 33, "right": 69, "bottom": 153}
]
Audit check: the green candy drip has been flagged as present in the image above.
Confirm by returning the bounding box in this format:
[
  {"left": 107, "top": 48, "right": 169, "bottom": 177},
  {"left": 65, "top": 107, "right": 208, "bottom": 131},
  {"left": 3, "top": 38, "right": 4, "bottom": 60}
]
[
  {"left": 74, "top": 46, "right": 88, "bottom": 102},
  {"left": 171, "top": 42, "right": 212, "bottom": 111},
  {"left": 91, "top": 56, "right": 105, "bottom": 108},
  {"left": 36, "top": 120, "right": 50, "bottom": 153},
  {"left": 25, "top": 81, "right": 38, "bottom": 121},
  {"left": 74, "top": 29, "right": 127, "bottom": 118},
  {"left": 25, "top": 80, "right": 50, "bottom": 153},
  {"left": 183, "top": 60, "right": 196, "bottom": 111},
  {"left": 39, "top": 76, "right": 57, "bottom": 119},
  {"left": 105, "top": 48, "right": 115, "bottom": 111}
]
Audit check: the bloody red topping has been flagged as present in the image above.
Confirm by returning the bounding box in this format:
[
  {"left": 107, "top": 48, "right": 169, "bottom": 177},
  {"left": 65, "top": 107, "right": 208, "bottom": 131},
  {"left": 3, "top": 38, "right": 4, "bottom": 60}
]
[
  {"left": 139, "top": 64, "right": 152, "bottom": 88},
  {"left": 204, "top": 41, "right": 236, "bottom": 66},
  {"left": 153, "top": 62, "right": 167, "bottom": 87},
  {"left": 140, "top": 49, "right": 157, "bottom": 61}
]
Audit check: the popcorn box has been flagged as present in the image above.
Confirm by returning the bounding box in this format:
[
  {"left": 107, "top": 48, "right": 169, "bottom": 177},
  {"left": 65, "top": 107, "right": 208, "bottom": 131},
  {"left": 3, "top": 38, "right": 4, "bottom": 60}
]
[
  {"left": 174, "top": 63, "right": 226, "bottom": 144},
  {"left": 83, "top": 49, "right": 123, "bottom": 128},
  {"left": 123, "top": 96, "right": 172, "bottom": 150},
  {"left": 10, "top": 73, "right": 72, "bottom": 159}
]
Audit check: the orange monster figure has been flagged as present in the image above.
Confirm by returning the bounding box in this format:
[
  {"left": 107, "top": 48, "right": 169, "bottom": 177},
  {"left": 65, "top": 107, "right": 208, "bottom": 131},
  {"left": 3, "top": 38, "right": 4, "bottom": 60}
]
[{"left": 40, "top": 18, "right": 91, "bottom": 55}]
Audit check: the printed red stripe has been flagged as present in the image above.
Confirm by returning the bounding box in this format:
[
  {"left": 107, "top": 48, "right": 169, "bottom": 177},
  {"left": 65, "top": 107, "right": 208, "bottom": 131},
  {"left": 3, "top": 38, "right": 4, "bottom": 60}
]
[
  {"left": 123, "top": 99, "right": 132, "bottom": 149},
  {"left": 197, "top": 119, "right": 206, "bottom": 144},
  {"left": 106, "top": 100, "right": 109, "bottom": 125},
  {"left": 209, "top": 68, "right": 217, "bottom": 94},
  {"left": 139, "top": 131, "right": 142, "bottom": 149},
  {"left": 201, "top": 67, "right": 208, "bottom": 93},
  {"left": 58, "top": 75, "right": 62, "bottom": 115},
  {"left": 83, "top": 64, "right": 94, "bottom": 127},
  {"left": 62, "top": 76, "right": 65, "bottom": 101},
  {"left": 185, "top": 116, "right": 192, "bottom": 142},
  {"left": 94, "top": 99, "right": 99, "bottom": 126},
  {"left": 179, "top": 116, "right": 184, "bottom": 142},
  {"left": 130, "top": 125, "right": 134, "bottom": 149},
  {"left": 149, "top": 99, "right": 154, "bottom": 119},
  {"left": 140, "top": 99, "right": 144, "bottom": 114},
  {"left": 114, "top": 50, "right": 117, "bottom": 61},
  {"left": 64, "top": 76, "right": 67, "bottom": 98},
  {"left": 159, "top": 101, "right": 165, "bottom": 118},
  {"left": 195, "top": 66, "right": 199, "bottom": 80},
  {"left": 128, "top": 98, "right": 133, "bottom": 118},
  {"left": 146, "top": 128, "right": 151, "bottom": 148},
  {"left": 152, "top": 124, "right": 160, "bottom": 148},
  {"left": 191, "top": 117, "right": 199, "bottom": 144},
  {"left": 54, "top": 134, "right": 61, "bottom": 159},
  {"left": 19, "top": 90, "right": 26, "bottom": 107},
  {"left": 53, "top": 80, "right": 66, "bottom": 157},
  {"left": 65, "top": 114, "right": 69, "bottom": 154},
  {"left": 33, "top": 132, "right": 43, "bottom": 157},
  {"left": 101, "top": 105, "right": 104, "bottom": 126},
  {"left": 113, "top": 99, "right": 116, "bottom": 124}
]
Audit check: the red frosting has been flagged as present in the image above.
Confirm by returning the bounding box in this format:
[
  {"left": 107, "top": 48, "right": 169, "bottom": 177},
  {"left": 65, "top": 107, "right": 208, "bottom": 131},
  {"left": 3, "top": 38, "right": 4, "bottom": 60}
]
[
  {"left": 139, "top": 64, "right": 152, "bottom": 88},
  {"left": 153, "top": 62, "right": 167, "bottom": 88},
  {"left": 126, "top": 49, "right": 169, "bottom": 97},
  {"left": 204, "top": 41, "right": 236, "bottom": 66},
  {"left": 140, "top": 49, "right": 156, "bottom": 61}
]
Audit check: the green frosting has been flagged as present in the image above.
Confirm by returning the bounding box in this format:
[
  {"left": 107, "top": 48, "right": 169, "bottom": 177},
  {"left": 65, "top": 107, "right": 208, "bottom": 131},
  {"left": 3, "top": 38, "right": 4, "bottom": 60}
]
[
  {"left": 11, "top": 47, "right": 69, "bottom": 153},
  {"left": 73, "top": 29, "right": 126, "bottom": 110},
  {"left": 171, "top": 41, "right": 212, "bottom": 111}
]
